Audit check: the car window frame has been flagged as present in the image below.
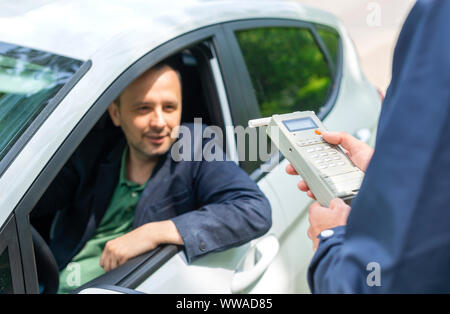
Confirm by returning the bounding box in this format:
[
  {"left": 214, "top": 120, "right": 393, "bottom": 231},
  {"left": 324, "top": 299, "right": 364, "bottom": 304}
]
[
  {"left": 0, "top": 214, "right": 25, "bottom": 294},
  {"left": 12, "top": 23, "right": 245, "bottom": 294},
  {"left": 220, "top": 18, "right": 343, "bottom": 180}
]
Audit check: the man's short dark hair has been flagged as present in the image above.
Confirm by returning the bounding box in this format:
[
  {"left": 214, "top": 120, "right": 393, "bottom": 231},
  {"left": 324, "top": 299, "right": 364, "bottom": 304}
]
[{"left": 114, "top": 60, "right": 182, "bottom": 107}]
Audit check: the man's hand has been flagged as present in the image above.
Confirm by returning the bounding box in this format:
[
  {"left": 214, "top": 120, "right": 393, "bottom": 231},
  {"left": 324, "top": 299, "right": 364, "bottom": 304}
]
[
  {"left": 100, "top": 220, "right": 183, "bottom": 272},
  {"left": 286, "top": 131, "right": 374, "bottom": 200},
  {"left": 308, "top": 199, "right": 351, "bottom": 251}
]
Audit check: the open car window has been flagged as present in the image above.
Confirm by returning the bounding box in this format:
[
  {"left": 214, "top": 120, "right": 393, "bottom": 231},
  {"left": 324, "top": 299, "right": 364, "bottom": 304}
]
[{"left": 29, "top": 40, "right": 225, "bottom": 293}]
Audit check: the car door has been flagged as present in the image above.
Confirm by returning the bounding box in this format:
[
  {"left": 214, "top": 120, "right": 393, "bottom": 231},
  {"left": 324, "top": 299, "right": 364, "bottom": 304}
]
[
  {"left": 0, "top": 41, "right": 91, "bottom": 293},
  {"left": 2, "top": 22, "right": 289, "bottom": 294},
  {"left": 221, "top": 18, "right": 382, "bottom": 293}
]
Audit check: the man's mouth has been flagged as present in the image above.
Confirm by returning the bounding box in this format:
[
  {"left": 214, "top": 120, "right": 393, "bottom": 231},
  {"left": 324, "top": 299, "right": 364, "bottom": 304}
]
[{"left": 145, "top": 134, "right": 167, "bottom": 145}]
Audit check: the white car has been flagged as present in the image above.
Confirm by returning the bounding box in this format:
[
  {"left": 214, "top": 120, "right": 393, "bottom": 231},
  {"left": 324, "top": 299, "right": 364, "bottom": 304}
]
[{"left": 0, "top": 0, "right": 381, "bottom": 294}]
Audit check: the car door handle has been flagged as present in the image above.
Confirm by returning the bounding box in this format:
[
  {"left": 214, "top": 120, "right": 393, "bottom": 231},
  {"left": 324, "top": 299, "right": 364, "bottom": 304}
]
[{"left": 230, "top": 235, "right": 280, "bottom": 294}]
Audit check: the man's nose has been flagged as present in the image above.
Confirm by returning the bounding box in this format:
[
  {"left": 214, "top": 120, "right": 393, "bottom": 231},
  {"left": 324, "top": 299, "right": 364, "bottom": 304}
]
[{"left": 150, "top": 107, "right": 166, "bottom": 129}]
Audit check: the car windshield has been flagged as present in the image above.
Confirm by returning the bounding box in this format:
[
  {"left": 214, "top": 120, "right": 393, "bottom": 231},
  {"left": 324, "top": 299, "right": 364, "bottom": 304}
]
[{"left": 0, "top": 41, "right": 83, "bottom": 161}]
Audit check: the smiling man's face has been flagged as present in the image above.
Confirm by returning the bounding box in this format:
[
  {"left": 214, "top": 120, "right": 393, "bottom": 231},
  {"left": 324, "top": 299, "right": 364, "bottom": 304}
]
[{"left": 108, "top": 65, "right": 182, "bottom": 160}]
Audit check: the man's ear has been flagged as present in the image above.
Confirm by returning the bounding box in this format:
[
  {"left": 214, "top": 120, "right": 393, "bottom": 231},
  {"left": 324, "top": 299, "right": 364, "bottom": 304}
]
[{"left": 108, "top": 102, "right": 121, "bottom": 127}]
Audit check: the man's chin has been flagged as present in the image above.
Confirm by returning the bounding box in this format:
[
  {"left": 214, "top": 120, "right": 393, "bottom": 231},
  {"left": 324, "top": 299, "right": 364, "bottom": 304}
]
[{"left": 144, "top": 142, "right": 172, "bottom": 158}]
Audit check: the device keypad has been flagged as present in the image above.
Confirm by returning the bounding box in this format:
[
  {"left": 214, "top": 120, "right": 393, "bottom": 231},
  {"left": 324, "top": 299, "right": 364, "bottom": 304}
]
[
  {"left": 296, "top": 137, "right": 352, "bottom": 172},
  {"left": 300, "top": 143, "right": 346, "bottom": 170}
]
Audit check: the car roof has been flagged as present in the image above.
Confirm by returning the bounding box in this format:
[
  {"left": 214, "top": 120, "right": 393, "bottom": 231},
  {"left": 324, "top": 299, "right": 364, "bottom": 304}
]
[{"left": 0, "top": 0, "right": 340, "bottom": 61}]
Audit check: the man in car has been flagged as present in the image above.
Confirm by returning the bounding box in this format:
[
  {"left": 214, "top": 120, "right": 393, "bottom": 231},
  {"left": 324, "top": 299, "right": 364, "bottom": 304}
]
[
  {"left": 33, "top": 61, "right": 272, "bottom": 293},
  {"left": 287, "top": 0, "right": 450, "bottom": 293}
]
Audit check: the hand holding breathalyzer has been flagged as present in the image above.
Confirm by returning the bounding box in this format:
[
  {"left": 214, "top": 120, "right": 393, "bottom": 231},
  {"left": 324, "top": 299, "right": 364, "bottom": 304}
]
[
  {"left": 285, "top": 130, "right": 373, "bottom": 250},
  {"left": 250, "top": 111, "right": 367, "bottom": 207},
  {"left": 249, "top": 111, "right": 374, "bottom": 250},
  {"left": 286, "top": 131, "right": 374, "bottom": 200}
]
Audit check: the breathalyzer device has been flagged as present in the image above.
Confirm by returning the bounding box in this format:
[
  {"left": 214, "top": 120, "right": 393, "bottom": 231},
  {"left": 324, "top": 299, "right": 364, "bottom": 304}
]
[{"left": 249, "top": 111, "right": 364, "bottom": 207}]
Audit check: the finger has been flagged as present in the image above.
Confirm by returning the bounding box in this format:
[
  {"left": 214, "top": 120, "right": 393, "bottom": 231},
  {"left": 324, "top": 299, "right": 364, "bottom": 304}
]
[
  {"left": 313, "top": 239, "right": 319, "bottom": 251},
  {"left": 297, "top": 180, "right": 309, "bottom": 191},
  {"left": 102, "top": 249, "right": 113, "bottom": 272},
  {"left": 102, "top": 256, "right": 110, "bottom": 272},
  {"left": 109, "top": 258, "right": 119, "bottom": 271},
  {"left": 321, "top": 131, "right": 348, "bottom": 145},
  {"left": 105, "top": 254, "right": 113, "bottom": 272},
  {"left": 285, "top": 164, "right": 298, "bottom": 175},
  {"left": 297, "top": 181, "right": 316, "bottom": 199},
  {"left": 307, "top": 226, "right": 313, "bottom": 240},
  {"left": 99, "top": 251, "right": 105, "bottom": 269},
  {"left": 307, "top": 190, "right": 316, "bottom": 200},
  {"left": 322, "top": 131, "right": 362, "bottom": 155}
]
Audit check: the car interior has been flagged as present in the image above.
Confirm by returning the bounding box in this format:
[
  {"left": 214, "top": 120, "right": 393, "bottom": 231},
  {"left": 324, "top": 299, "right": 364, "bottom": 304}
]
[{"left": 29, "top": 41, "right": 227, "bottom": 293}]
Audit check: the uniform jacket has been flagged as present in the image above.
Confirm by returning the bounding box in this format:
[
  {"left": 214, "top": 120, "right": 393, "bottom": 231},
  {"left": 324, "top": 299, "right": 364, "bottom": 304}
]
[{"left": 308, "top": 0, "right": 450, "bottom": 293}]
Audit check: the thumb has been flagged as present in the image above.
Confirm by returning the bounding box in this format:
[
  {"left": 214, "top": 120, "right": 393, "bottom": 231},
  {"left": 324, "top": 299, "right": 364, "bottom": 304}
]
[{"left": 322, "top": 131, "right": 361, "bottom": 154}]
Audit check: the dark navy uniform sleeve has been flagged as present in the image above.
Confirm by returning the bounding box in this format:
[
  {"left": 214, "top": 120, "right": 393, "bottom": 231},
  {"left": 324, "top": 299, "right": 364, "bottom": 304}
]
[{"left": 308, "top": 0, "right": 450, "bottom": 293}]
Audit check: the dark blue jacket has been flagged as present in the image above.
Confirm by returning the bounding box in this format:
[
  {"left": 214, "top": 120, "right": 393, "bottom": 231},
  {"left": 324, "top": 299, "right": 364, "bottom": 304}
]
[
  {"left": 308, "top": 0, "right": 450, "bottom": 293},
  {"left": 32, "top": 122, "right": 272, "bottom": 269}
]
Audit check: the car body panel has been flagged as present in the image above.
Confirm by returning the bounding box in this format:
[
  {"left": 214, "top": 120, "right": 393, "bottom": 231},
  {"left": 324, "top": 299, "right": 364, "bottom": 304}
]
[{"left": 0, "top": 0, "right": 341, "bottom": 61}]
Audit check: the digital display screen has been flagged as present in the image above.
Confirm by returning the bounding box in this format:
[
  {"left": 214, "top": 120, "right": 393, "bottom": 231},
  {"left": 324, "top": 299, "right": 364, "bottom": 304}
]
[{"left": 282, "top": 117, "right": 318, "bottom": 132}]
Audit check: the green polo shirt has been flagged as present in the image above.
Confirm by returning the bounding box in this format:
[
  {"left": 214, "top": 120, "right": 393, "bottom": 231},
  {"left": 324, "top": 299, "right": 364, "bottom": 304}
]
[{"left": 58, "top": 147, "right": 145, "bottom": 294}]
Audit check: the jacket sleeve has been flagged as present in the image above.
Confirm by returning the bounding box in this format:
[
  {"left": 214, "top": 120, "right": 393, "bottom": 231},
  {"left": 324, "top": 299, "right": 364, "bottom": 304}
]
[
  {"left": 170, "top": 154, "right": 272, "bottom": 263},
  {"left": 307, "top": 0, "right": 450, "bottom": 293}
]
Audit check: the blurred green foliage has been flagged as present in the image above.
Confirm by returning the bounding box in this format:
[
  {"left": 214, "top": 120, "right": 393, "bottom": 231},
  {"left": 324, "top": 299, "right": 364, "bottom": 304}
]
[
  {"left": 236, "top": 27, "right": 332, "bottom": 118},
  {"left": 316, "top": 25, "right": 340, "bottom": 71}
]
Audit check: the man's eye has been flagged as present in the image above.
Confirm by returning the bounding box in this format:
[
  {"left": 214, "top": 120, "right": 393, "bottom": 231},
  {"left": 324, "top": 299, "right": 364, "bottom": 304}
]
[{"left": 164, "top": 105, "right": 176, "bottom": 111}]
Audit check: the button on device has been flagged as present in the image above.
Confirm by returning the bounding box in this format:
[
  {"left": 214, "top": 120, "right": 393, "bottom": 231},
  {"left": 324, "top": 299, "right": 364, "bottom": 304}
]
[
  {"left": 315, "top": 130, "right": 322, "bottom": 135},
  {"left": 320, "top": 229, "right": 334, "bottom": 238},
  {"left": 306, "top": 148, "right": 315, "bottom": 153},
  {"left": 315, "top": 147, "right": 324, "bottom": 151}
]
